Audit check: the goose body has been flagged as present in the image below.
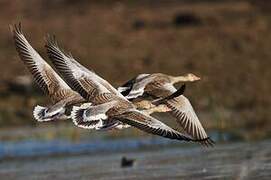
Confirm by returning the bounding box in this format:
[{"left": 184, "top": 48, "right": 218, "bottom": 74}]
[
  {"left": 46, "top": 36, "right": 209, "bottom": 143},
  {"left": 118, "top": 73, "right": 214, "bottom": 146},
  {"left": 45, "top": 36, "right": 131, "bottom": 130},
  {"left": 45, "top": 37, "right": 180, "bottom": 130},
  {"left": 11, "top": 24, "right": 85, "bottom": 122},
  {"left": 118, "top": 73, "right": 200, "bottom": 99}
]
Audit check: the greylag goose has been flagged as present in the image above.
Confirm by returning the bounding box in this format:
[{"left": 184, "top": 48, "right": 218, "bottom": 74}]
[
  {"left": 11, "top": 24, "right": 85, "bottom": 122},
  {"left": 45, "top": 36, "right": 209, "bottom": 143},
  {"left": 45, "top": 36, "right": 129, "bottom": 130},
  {"left": 45, "top": 36, "right": 179, "bottom": 130},
  {"left": 118, "top": 73, "right": 214, "bottom": 146},
  {"left": 118, "top": 73, "right": 200, "bottom": 99}
]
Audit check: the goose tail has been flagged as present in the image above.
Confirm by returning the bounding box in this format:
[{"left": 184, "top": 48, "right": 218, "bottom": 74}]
[
  {"left": 33, "top": 105, "right": 51, "bottom": 122},
  {"left": 71, "top": 106, "right": 102, "bottom": 129}
]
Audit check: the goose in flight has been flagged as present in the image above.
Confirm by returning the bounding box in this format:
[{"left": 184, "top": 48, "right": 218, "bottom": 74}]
[
  {"left": 45, "top": 36, "right": 181, "bottom": 130},
  {"left": 118, "top": 73, "right": 200, "bottom": 99},
  {"left": 118, "top": 73, "right": 214, "bottom": 146},
  {"left": 11, "top": 24, "right": 85, "bottom": 122},
  {"left": 45, "top": 36, "right": 130, "bottom": 130},
  {"left": 45, "top": 36, "right": 210, "bottom": 143}
]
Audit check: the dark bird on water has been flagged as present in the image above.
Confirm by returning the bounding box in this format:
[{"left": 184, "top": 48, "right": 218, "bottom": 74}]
[{"left": 121, "top": 156, "right": 135, "bottom": 168}]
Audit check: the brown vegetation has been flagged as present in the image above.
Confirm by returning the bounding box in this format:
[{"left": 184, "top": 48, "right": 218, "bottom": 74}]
[{"left": 0, "top": 0, "right": 270, "bottom": 140}]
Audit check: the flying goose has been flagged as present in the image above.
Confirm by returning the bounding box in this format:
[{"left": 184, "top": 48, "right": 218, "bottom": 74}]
[
  {"left": 118, "top": 73, "right": 200, "bottom": 99},
  {"left": 118, "top": 73, "right": 214, "bottom": 146},
  {"left": 11, "top": 24, "right": 85, "bottom": 122},
  {"left": 45, "top": 36, "right": 181, "bottom": 130},
  {"left": 45, "top": 36, "right": 210, "bottom": 143},
  {"left": 45, "top": 36, "right": 130, "bottom": 130}
]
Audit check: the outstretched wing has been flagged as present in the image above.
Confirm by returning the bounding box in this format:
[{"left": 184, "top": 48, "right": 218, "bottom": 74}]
[
  {"left": 11, "top": 23, "right": 77, "bottom": 103},
  {"left": 116, "top": 110, "right": 209, "bottom": 142},
  {"left": 45, "top": 36, "right": 111, "bottom": 101},
  {"left": 45, "top": 36, "right": 125, "bottom": 99},
  {"left": 150, "top": 83, "right": 214, "bottom": 146}
]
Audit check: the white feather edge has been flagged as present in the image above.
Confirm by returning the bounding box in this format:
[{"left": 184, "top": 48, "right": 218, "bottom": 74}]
[
  {"left": 71, "top": 106, "right": 106, "bottom": 130},
  {"left": 117, "top": 86, "right": 130, "bottom": 92},
  {"left": 125, "top": 88, "right": 144, "bottom": 99},
  {"left": 33, "top": 105, "right": 66, "bottom": 122},
  {"left": 33, "top": 105, "right": 51, "bottom": 122}
]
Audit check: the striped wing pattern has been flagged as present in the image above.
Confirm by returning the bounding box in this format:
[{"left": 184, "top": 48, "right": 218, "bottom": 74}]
[
  {"left": 46, "top": 36, "right": 124, "bottom": 98},
  {"left": 11, "top": 24, "right": 74, "bottom": 103},
  {"left": 167, "top": 97, "right": 214, "bottom": 146},
  {"left": 13, "top": 23, "right": 213, "bottom": 146},
  {"left": 156, "top": 84, "right": 214, "bottom": 146},
  {"left": 116, "top": 110, "right": 200, "bottom": 142},
  {"left": 71, "top": 106, "right": 102, "bottom": 129},
  {"left": 45, "top": 36, "right": 110, "bottom": 101}
]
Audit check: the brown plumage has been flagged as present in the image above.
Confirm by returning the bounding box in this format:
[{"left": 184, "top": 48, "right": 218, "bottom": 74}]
[
  {"left": 11, "top": 23, "right": 85, "bottom": 122},
  {"left": 46, "top": 36, "right": 209, "bottom": 143},
  {"left": 118, "top": 73, "right": 214, "bottom": 146}
]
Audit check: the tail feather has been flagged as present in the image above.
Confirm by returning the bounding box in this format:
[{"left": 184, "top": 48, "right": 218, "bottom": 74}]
[
  {"left": 33, "top": 105, "right": 51, "bottom": 122},
  {"left": 71, "top": 106, "right": 101, "bottom": 129}
]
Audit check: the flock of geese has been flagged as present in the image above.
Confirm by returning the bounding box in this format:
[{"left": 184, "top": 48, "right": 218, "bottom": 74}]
[{"left": 11, "top": 23, "right": 214, "bottom": 146}]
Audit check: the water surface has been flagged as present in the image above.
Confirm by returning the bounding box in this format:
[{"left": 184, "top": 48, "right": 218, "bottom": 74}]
[{"left": 0, "top": 139, "right": 270, "bottom": 179}]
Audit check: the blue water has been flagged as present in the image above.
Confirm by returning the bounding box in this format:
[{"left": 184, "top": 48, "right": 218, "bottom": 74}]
[
  {"left": 0, "top": 131, "right": 231, "bottom": 159},
  {"left": 1, "top": 131, "right": 270, "bottom": 179},
  {"left": 0, "top": 137, "right": 179, "bottom": 159}
]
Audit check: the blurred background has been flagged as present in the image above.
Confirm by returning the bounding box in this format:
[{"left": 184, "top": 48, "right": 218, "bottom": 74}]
[{"left": 0, "top": 0, "right": 270, "bottom": 179}]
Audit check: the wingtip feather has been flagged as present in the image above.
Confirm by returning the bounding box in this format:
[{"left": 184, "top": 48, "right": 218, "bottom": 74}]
[{"left": 194, "top": 136, "right": 215, "bottom": 147}]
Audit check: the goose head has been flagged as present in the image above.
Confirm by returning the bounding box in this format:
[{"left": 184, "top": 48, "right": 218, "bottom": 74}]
[{"left": 184, "top": 73, "right": 201, "bottom": 82}]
